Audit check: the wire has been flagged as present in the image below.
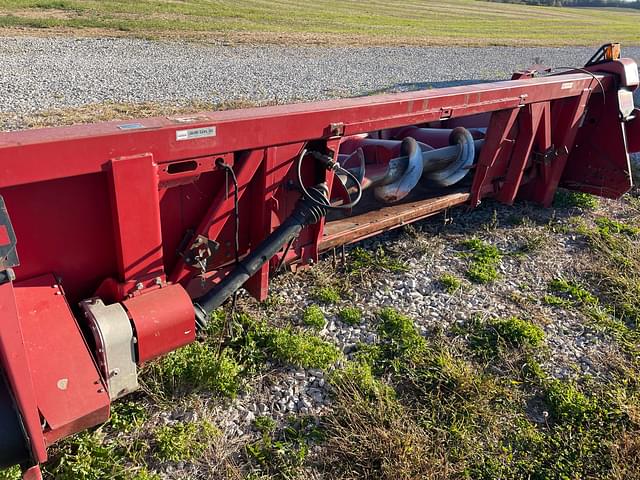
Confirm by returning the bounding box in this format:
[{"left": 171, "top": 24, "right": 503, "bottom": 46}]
[
  {"left": 275, "top": 234, "right": 297, "bottom": 273},
  {"left": 548, "top": 66, "right": 606, "bottom": 105},
  {"left": 216, "top": 159, "right": 241, "bottom": 311},
  {"left": 296, "top": 148, "right": 363, "bottom": 211}
]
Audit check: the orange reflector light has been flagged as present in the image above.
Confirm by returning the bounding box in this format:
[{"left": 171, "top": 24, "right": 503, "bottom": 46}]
[{"left": 605, "top": 43, "right": 621, "bottom": 61}]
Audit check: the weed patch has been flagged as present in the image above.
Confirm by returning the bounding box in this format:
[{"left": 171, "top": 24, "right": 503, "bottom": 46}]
[
  {"left": 595, "top": 217, "right": 640, "bottom": 237},
  {"left": 313, "top": 286, "right": 341, "bottom": 304},
  {"left": 253, "top": 416, "right": 276, "bottom": 434},
  {"left": 246, "top": 417, "right": 321, "bottom": 479},
  {"left": 153, "top": 420, "right": 218, "bottom": 462},
  {"left": 554, "top": 189, "right": 599, "bottom": 209},
  {"left": 262, "top": 326, "right": 340, "bottom": 369},
  {"left": 460, "top": 238, "right": 502, "bottom": 284},
  {"left": 0, "top": 466, "right": 20, "bottom": 480},
  {"left": 43, "top": 430, "right": 157, "bottom": 480},
  {"left": 207, "top": 313, "right": 340, "bottom": 371},
  {"left": 514, "top": 231, "right": 549, "bottom": 255},
  {"left": 438, "top": 273, "right": 461, "bottom": 293},
  {"left": 337, "top": 306, "right": 362, "bottom": 325},
  {"left": 348, "top": 246, "right": 408, "bottom": 274},
  {"left": 302, "top": 304, "right": 325, "bottom": 330},
  {"left": 146, "top": 342, "right": 242, "bottom": 397},
  {"left": 465, "top": 316, "right": 544, "bottom": 358}
]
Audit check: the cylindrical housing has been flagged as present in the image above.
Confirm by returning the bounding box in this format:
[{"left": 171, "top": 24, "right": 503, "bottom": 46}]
[{"left": 123, "top": 284, "right": 195, "bottom": 363}]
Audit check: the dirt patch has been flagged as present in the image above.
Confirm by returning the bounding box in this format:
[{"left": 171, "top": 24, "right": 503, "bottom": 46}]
[
  {"left": 0, "top": 99, "right": 268, "bottom": 131},
  {"left": 0, "top": 25, "right": 589, "bottom": 48},
  {"left": 8, "top": 8, "right": 82, "bottom": 20}
]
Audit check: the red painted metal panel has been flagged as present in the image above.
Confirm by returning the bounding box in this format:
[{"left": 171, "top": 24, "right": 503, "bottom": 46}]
[
  {"left": 562, "top": 90, "right": 634, "bottom": 198},
  {"left": 0, "top": 73, "right": 614, "bottom": 190},
  {"left": 109, "top": 154, "right": 165, "bottom": 295},
  {"left": 0, "top": 225, "right": 9, "bottom": 246},
  {"left": 470, "top": 108, "right": 520, "bottom": 206},
  {"left": 2, "top": 174, "right": 117, "bottom": 305},
  {"left": 123, "top": 284, "right": 195, "bottom": 363},
  {"left": 13, "top": 274, "right": 110, "bottom": 445},
  {"left": 0, "top": 280, "right": 47, "bottom": 463},
  {"left": 496, "top": 103, "right": 546, "bottom": 205},
  {"left": 525, "top": 88, "right": 592, "bottom": 206},
  {"left": 169, "top": 149, "right": 263, "bottom": 285}
]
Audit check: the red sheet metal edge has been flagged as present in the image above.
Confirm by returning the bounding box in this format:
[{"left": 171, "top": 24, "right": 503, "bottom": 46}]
[
  {"left": 13, "top": 274, "right": 110, "bottom": 445},
  {"left": 0, "top": 280, "right": 47, "bottom": 464}
]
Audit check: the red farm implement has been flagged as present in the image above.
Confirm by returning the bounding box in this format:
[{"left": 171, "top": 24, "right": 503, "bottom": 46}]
[{"left": 1, "top": 44, "right": 640, "bottom": 478}]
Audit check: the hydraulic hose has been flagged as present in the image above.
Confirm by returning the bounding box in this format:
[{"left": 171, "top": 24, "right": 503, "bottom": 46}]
[{"left": 193, "top": 184, "right": 330, "bottom": 329}]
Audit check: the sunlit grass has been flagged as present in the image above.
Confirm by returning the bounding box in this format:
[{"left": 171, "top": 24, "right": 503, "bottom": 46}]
[{"left": 0, "top": 0, "right": 639, "bottom": 46}]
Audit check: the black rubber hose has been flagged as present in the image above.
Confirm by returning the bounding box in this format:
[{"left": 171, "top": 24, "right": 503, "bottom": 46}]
[{"left": 193, "top": 187, "right": 328, "bottom": 329}]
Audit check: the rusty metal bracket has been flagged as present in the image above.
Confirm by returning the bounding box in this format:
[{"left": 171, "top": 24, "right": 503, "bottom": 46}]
[
  {"left": 533, "top": 146, "right": 558, "bottom": 165},
  {"left": 180, "top": 232, "right": 220, "bottom": 270}
]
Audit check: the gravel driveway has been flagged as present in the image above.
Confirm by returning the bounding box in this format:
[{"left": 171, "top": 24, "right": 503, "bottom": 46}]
[{"left": 2, "top": 37, "right": 640, "bottom": 116}]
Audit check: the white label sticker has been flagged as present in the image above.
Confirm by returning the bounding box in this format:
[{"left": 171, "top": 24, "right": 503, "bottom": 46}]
[
  {"left": 561, "top": 82, "right": 574, "bottom": 90},
  {"left": 118, "top": 122, "right": 144, "bottom": 130},
  {"left": 176, "top": 126, "right": 216, "bottom": 141}
]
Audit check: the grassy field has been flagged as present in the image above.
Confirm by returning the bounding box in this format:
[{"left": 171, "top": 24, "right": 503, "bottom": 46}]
[{"left": 0, "top": 0, "right": 640, "bottom": 46}]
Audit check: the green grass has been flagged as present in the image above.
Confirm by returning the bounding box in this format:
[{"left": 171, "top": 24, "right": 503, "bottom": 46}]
[
  {"left": 553, "top": 189, "right": 599, "bottom": 210},
  {"left": 547, "top": 277, "right": 640, "bottom": 356},
  {"left": 465, "top": 316, "right": 545, "bottom": 358},
  {"left": 338, "top": 306, "right": 362, "bottom": 325},
  {"left": 302, "top": 304, "right": 326, "bottom": 330},
  {"left": 323, "top": 305, "right": 640, "bottom": 480},
  {"left": 1, "top": 0, "right": 639, "bottom": 46},
  {"left": 313, "top": 286, "right": 341, "bottom": 305},
  {"left": 460, "top": 238, "right": 502, "bottom": 284},
  {"left": 348, "top": 246, "right": 408, "bottom": 274},
  {"left": 438, "top": 273, "right": 462, "bottom": 293},
  {"left": 153, "top": 420, "right": 218, "bottom": 462}
]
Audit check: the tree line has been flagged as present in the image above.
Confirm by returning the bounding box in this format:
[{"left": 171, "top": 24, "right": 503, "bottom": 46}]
[{"left": 491, "top": 0, "right": 640, "bottom": 7}]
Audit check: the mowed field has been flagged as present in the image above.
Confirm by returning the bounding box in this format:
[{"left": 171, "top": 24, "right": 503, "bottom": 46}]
[{"left": 1, "top": 0, "right": 640, "bottom": 46}]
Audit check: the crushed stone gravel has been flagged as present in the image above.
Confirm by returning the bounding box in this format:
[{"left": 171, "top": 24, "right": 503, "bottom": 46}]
[{"left": 2, "top": 37, "right": 640, "bottom": 119}]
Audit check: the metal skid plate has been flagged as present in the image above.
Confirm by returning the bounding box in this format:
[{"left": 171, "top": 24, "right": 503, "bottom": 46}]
[{"left": 80, "top": 298, "right": 139, "bottom": 401}]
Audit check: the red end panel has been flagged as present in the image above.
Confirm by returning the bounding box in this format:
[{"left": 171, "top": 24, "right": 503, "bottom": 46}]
[
  {"left": 562, "top": 91, "right": 633, "bottom": 199},
  {"left": 626, "top": 109, "right": 640, "bottom": 154},
  {"left": 0, "top": 280, "right": 47, "bottom": 464},
  {"left": 123, "top": 284, "right": 195, "bottom": 363},
  {"left": 109, "top": 154, "right": 165, "bottom": 295},
  {"left": 13, "top": 274, "right": 110, "bottom": 445}
]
